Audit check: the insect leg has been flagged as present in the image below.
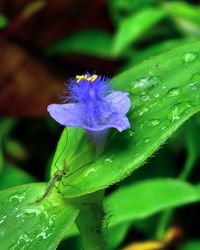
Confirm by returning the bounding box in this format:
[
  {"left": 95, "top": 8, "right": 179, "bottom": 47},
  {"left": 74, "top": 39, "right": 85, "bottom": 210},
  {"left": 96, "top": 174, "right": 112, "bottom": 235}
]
[{"left": 54, "top": 128, "right": 69, "bottom": 171}]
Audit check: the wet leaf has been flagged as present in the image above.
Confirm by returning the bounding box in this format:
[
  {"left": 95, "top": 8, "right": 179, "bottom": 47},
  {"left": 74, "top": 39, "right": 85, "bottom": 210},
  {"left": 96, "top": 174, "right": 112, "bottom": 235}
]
[
  {"left": 51, "top": 41, "right": 200, "bottom": 198},
  {"left": 0, "top": 183, "right": 79, "bottom": 249}
]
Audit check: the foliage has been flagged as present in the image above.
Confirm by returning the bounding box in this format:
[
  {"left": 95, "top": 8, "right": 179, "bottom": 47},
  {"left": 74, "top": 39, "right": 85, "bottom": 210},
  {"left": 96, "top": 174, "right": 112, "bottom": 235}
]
[{"left": 1, "top": 1, "right": 200, "bottom": 249}]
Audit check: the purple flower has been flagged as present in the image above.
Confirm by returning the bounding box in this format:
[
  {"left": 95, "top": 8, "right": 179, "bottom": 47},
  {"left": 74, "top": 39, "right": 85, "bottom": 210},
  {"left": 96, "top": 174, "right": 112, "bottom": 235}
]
[{"left": 48, "top": 73, "right": 131, "bottom": 150}]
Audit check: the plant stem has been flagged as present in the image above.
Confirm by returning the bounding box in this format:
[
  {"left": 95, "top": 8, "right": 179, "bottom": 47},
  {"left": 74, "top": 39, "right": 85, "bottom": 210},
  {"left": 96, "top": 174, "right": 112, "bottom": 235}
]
[
  {"left": 156, "top": 137, "right": 195, "bottom": 239},
  {"left": 74, "top": 190, "right": 106, "bottom": 250}
]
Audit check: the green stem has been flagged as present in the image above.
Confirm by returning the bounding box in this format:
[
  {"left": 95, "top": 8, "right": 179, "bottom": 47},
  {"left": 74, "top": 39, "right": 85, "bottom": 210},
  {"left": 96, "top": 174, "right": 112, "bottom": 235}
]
[
  {"left": 74, "top": 190, "right": 106, "bottom": 250},
  {"left": 156, "top": 152, "right": 194, "bottom": 239}
]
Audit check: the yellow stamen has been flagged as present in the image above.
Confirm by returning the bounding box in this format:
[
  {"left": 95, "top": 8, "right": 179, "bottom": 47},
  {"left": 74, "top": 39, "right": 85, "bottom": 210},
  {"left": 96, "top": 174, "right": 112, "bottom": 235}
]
[{"left": 76, "top": 74, "right": 98, "bottom": 83}]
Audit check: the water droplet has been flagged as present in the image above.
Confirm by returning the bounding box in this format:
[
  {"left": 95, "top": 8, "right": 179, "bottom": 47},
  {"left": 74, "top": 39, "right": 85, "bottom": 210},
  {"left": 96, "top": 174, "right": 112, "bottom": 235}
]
[
  {"left": 36, "top": 226, "right": 52, "bottom": 240},
  {"left": 167, "top": 102, "right": 187, "bottom": 122},
  {"left": 9, "top": 233, "right": 33, "bottom": 250},
  {"left": 104, "top": 158, "right": 113, "bottom": 163},
  {"left": 154, "top": 92, "right": 160, "bottom": 98},
  {"left": 167, "top": 87, "right": 180, "bottom": 97},
  {"left": 133, "top": 77, "right": 150, "bottom": 89},
  {"left": 183, "top": 52, "right": 198, "bottom": 63},
  {"left": 18, "top": 234, "right": 32, "bottom": 243},
  {"left": 128, "top": 131, "right": 135, "bottom": 137},
  {"left": 161, "top": 126, "right": 167, "bottom": 130},
  {"left": 138, "top": 107, "right": 149, "bottom": 116},
  {"left": 0, "top": 215, "right": 7, "bottom": 225},
  {"left": 144, "top": 138, "right": 150, "bottom": 143},
  {"left": 16, "top": 212, "right": 24, "bottom": 218},
  {"left": 188, "top": 72, "right": 200, "bottom": 91},
  {"left": 132, "top": 76, "right": 161, "bottom": 93},
  {"left": 49, "top": 215, "right": 57, "bottom": 226},
  {"left": 140, "top": 95, "right": 150, "bottom": 102},
  {"left": 139, "top": 123, "right": 144, "bottom": 130},
  {"left": 84, "top": 168, "right": 96, "bottom": 177},
  {"left": 104, "top": 154, "right": 115, "bottom": 165},
  {"left": 188, "top": 82, "right": 197, "bottom": 91},
  {"left": 149, "top": 119, "right": 160, "bottom": 126},
  {"left": 9, "top": 193, "right": 26, "bottom": 202},
  {"left": 23, "top": 207, "right": 41, "bottom": 217}
]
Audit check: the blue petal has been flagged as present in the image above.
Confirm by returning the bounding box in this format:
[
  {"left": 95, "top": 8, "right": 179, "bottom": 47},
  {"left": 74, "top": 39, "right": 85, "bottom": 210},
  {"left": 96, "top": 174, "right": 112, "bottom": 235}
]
[
  {"left": 47, "top": 103, "right": 82, "bottom": 127},
  {"left": 107, "top": 114, "right": 131, "bottom": 132},
  {"left": 105, "top": 91, "right": 131, "bottom": 114},
  {"left": 80, "top": 114, "right": 130, "bottom": 132}
]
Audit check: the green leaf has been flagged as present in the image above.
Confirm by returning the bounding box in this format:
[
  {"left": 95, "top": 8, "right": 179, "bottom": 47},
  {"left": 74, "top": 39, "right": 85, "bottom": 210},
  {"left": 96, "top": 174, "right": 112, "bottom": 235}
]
[
  {"left": 52, "top": 41, "right": 200, "bottom": 198},
  {"left": 179, "top": 119, "right": 200, "bottom": 180},
  {"left": 64, "top": 178, "right": 200, "bottom": 240},
  {"left": 0, "top": 164, "right": 36, "bottom": 189},
  {"left": 46, "top": 29, "right": 113, "bottom": 59},
  {"left": 0, "top": 183, "right": 79, "bottom": 250},
  {"left": 180, "top": 241, "right": 200, "bottom": 250},
  {"left": 131, "top": 38, "right": 197, "bottom": 65},
  {"left": 163, "top": 2, "right": 200, "bottom": 36},
  {"left": 105, "top": 179, "right": 200, "bottom": 226},
  {"left": 112, "top": 7, "right": 166, "bottom": 55}
]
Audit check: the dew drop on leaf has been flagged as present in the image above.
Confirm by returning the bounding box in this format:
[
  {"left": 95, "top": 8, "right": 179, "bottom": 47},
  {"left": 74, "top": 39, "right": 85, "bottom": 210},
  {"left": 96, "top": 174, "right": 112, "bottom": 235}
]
[
  {"left": 183, "top": 52, "right": 198, "bottom": 63},
  {"left": 84, "top": 168, "right": 96, "bottom": 177},
  {"left": 138, "top": 107, "right": 149, "bottom": 116},
  {"left": 133, "top": 77, "right": 150, "bottom": 89},
  {"left": 104, "top": 158, "right": 113, "bottom": 163},
  {"left": 167, "top": 87, "right": 180, "bottom": 97},
  {"left": 140, "top": 94, "right": 150, "bottom": 102},
  {"left": 188, "top": 72, "right": 200, "bottom": 91},
  {"left": 0, "top": 214, "right": 7, "bottom": 225},
  {"left": 132, "top": 76, "right": 161, "bottom": 93},
  {"left": 128, "top": 131, "right": 135, "bottom": 137},
  {"left": 148, "top": 119, "right": 160, "bottom": 126},
  {"left": 188, "top": 83, "right": 197, "bottom": 91},
  {"left": 153, "top": 92, "right": 160, "bottom": 98},
  {"left": 161, "top": 126, "right": 167, "bottom": 130}
]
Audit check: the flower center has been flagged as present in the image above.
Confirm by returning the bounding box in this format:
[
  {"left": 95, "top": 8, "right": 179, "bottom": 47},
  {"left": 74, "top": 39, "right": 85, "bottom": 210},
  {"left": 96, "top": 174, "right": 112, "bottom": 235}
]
[{"left": 76, "top": 74, "right": 98, "bottom": 83}]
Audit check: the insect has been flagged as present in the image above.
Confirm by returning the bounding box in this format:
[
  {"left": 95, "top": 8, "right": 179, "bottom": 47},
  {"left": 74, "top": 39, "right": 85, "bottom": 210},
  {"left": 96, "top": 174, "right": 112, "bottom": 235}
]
[
  {"left": 34, "top": 129, "right": 94, "bottom": 204},
  {"left": 35, "top": 161, "right": 68, "bottom": 203}
]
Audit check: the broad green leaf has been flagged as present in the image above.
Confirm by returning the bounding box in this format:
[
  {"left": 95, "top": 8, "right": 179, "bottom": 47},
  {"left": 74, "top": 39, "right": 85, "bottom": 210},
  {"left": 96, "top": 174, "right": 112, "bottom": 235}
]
[
  {"left": 163, "top": 2, "right": 200, "bottom": 36},
  {"left": 0, "top": 164, "right": 36, "bottom": 189},
  {"left": 112, "top": 7, "right": 166, "bottom": 55},
  {"left": 0, "top": 183, "right": 79, "bottom": 250},
  {"left": 51, "top": 41, "right": 200, "bottom": 198},
  {"left": 130, "top": 38, "right": 197, "bottom": 65},
  {"left": 64, "top": 179, "right": 200, "bottom": 240},
  {"left": 105, "top": 179, "right": 200, "bottom": 226},
  {"left": 46, "top": 30, "right": 113, "bottom": 59},
  {"left": 179, "top": 119, "right": 200, "bottom": 180},
  {"left": 180, "top": 241, "right": 200, "bottom": 250}
]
